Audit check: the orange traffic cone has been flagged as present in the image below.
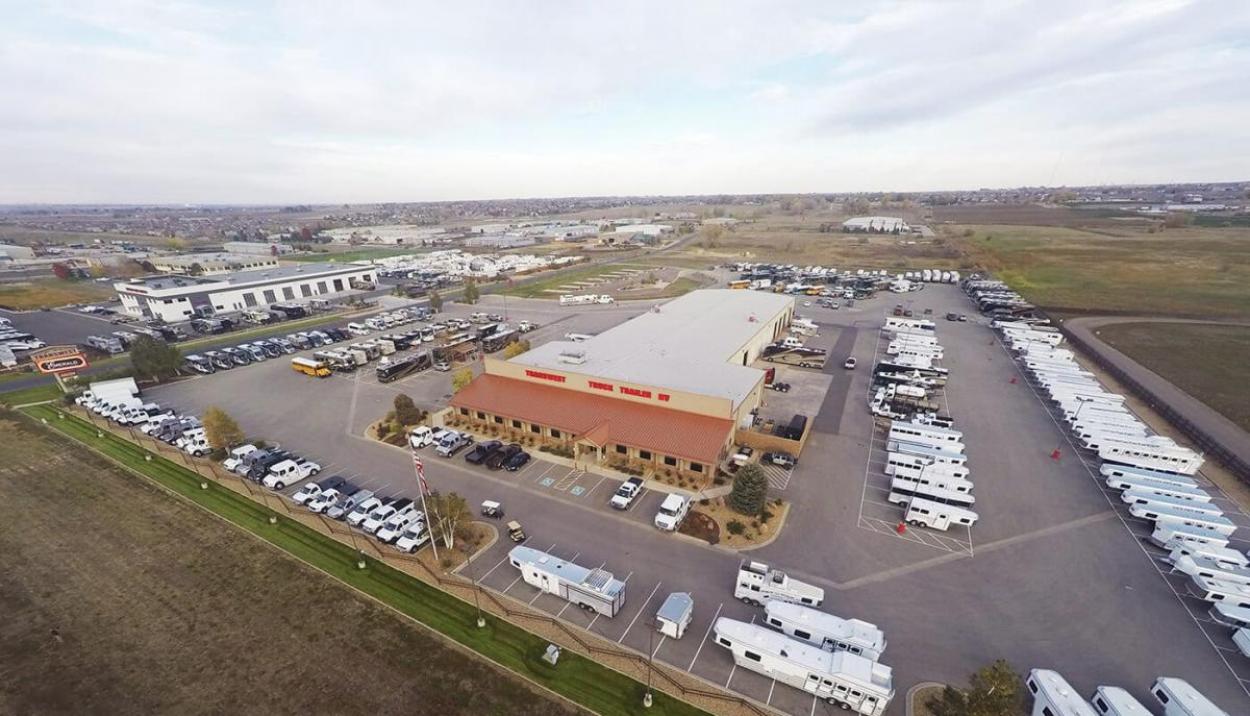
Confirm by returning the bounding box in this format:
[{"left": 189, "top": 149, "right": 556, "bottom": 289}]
[
  {"left": 896, "top": 521, "right": 907, "bottom": 534},
  {"left": 1050, "top": 448, "right": 1062, "bottom": 461}
]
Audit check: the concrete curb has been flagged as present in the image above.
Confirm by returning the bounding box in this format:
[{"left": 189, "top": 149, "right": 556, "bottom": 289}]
[{"left": 906, "top": 681, "right": 945, "bottom": 716}]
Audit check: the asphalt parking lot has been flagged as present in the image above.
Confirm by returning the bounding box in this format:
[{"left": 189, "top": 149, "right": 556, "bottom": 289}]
[{"left": 144, "top": 285, "right": 1250, "bottom": 713}]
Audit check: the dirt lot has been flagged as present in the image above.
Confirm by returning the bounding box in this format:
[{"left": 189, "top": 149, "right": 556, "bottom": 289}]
[
  {"left": 1097, "top": 321, "right": 1250, "bottom": 433},
  {"left": 953, "top": 224, "right": 1250, "bottom": 318},
  {"left": 0, "top": 415, "right": 577, "bottom": 716},
  {"left": 0, "top": 278, "right": 118, "bottom": 310}
]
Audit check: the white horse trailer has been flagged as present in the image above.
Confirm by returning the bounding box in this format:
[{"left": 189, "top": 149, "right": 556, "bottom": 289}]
[
  {"left": 763, "top": 600, "right": 887, "bottom": 661},
  {"left": 1150, "top": 523, "right": 1230, "bottom": 550},
  {"left": 889, "top": 482, "right": 975, "bottom": 507},
  {"left": 1150, "top": 676, "right": 1230, "bottom": 716},
  {"left": 891, "top": 441, "right": 967, "bottom": 467},
  {"left": 1089, "top": 686, "right": 1152, "bottom": 715},
  {"left": 1164, "top": 541, "right": 1249, "bottom": 570},
  {"left": 1187, "top": 572, "right": 1250, "bottom": 609},
  {"left": 890, "top": 471, "right": 974, "bottom": 495},
  {"left": 1131, "top": 503, "right": 1235, "bottom": 536},
  {"left": 1172, "top": 554, "right": 1250, "bottom": 587},
  {"left": 713, "top": 618, "right": 893, "bottom": 715},
  {"left": 1025, "top": 669, "right": 1098, "bottom": 716},
  {"left": 1100, "top": 441, "right": 1204, "bottom": 476},
  {"left": 901, "top": 496, "right": 978, "bottom": 530},
  {"left": 1106, "top": 475, "right": 1210, "bottom": 502},
  {"left": 1121, "top": 487, "right": 1216, "bottom": 510},
  {"left": 1100, "top": 463, "right": 1200, "bottom": 489},
  {"left": 508, "top": 546, "right": 626, "bottom": 617},
  {"left": 884, "top": 452, "right": 971, "bottom": 482},
  {"left": 734, "top": 561, "right": 824, "bottom": 607},
  {"left": 1209, "top": 603, "right": 1250, "bottom": 629}
]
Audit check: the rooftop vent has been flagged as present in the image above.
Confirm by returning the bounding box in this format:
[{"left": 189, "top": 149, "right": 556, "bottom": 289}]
[{"left": 557, "top": 349, "right": 587, "bottom": 365}]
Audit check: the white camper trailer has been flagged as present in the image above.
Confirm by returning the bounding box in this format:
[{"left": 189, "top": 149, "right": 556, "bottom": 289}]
[
  {"left": 1209, "top": 603, "right": 1250, "bottom": 629},
  {"left": 1121, "top": 489, "right": 1219, "bottom": 513},
  {"left": 1105, "top": 475, "right": 1210, "bottom": 502},
  {"left": 655, "top": 592, "right": 694, "bottom": 640},
  {"left": 890, "top": 470, "right": 974, "bottom": 495},
  {"left": 1099, "top": 441, "right": 1204, "bottom": 476},
  {"left": 1130, "top": 503, "right": 1235, "bottom": 537},
  {"left": 1089, "top": 686, "right": 1152, "bottom": 716},
  {"left": 1025, "top": 669, "right": 1098, "bottom": 716},
  {"left": 508, "top": 546, "right": 626, "bottom": 617},
  {"left": 1172, "top": 553, "right": 1250, "bottom": 587},
  {"left": 1149, "top": 523, "right": 1230, "bottom": 550},
  {"left": 892, "top": 441, "right": 968, "bottom": 467},
  {"left": 734, "top": 561, "right": 824, "bottom": 607},
  {"left": 1150, "top": 676, "right": 1230, "bottom": 716},
  {"left": 888, "top": 481, "right": 975, "bottom": 506},
  {"left": 713, "top": 618, "right": 894, "bottom": 715},
  {"left": 763, "top": 600, "right": 887, "bottom": 661},
  {"left": 901, "top": 496, "right": 978, "bottom": 531},
  {"left": 884, "top": 452, "right": 971, "bottom": 482},
  {"left": 1100, "top": 463, "right": 1200, "bottom": 490},
  {"left": 1187, "top": 572, "right": 1250, "bottom": 609},
  {"left": 1164, "top": 541, "right": 1249, "bottom": 571}
]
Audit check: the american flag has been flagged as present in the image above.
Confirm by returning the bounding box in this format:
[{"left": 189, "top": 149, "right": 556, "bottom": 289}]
[{"left": 412, "top": 452, "right": 430, "bottom": 494}]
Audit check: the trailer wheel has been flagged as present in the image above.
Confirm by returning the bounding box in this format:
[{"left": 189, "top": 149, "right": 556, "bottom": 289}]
[{"left": 276, "top": 482, "right": 286, "bottom": 490}]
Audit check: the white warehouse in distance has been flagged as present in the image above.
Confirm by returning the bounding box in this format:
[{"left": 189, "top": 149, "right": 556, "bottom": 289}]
[{"left": 114, "top": 263, "right": 378, "bottom": 322}]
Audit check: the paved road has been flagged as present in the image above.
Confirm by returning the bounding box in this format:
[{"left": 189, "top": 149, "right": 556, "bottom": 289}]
[
  {"left": 1063, "top": 315, "right": 1250, "bottom": 475},
  {"left": 131, "top": 286, "right": 1250, "bottom": 714}
]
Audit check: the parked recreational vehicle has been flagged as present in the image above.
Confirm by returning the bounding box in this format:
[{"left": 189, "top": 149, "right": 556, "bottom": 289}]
[
  {"left": 1209, "top": 603, "right": 1250, "bottom": 629},
  {"left": 884, "top": 452, "right": 971, "bottom": 481},
  {"left": 901, "top": 496, "right": 978, "bottom": 531},
  {"left": 1187, "top": 572, "right": 1250, "bottom": 609},
  {"left": 1089, "top": 686, "right": 1151, "bottom": 716},
  {"left": 892, "top": 441, "right": 967, "bottom": 467},
  {"left": 1165, "top": 542, "right": 1249, "bottom": 571},
  {"left": 508, "top": 546, "right": 626, "bottom": 618},
  {"left": 734, "top": 561, "right": 824, "bottom": 607},
  {"left": 891, "top": 471, "right": 975, "bottom": 496},
  {"left": 1173, "top": 554, "right": 1250, "bottom": 587},
  {"left": 888, "top": 421, "right": 963, "bottom": 447},
  {"left": 1049, "top": 389, "right": 1125, "bottom": 406},
  {"left": 1074, "top": 424, "right": 1150, "bottom": 447},
  {"left": 713, "top": 618, "right": 893, "bottom": 715},
  {"left": 1131, "top": 503, "right": 1235, "bottom": 536},
  {"left": 763, "top": 601, "right": 887, "bottom": 661},
  {"left": 1106, "top": 475, "right": 1210, "bottom": 502},
  {"left": 1150, "top": 523, "right": 1230, "bottom": 550},
  {"left": 1101, "top": 463, "right": 1199, "bottom": 489},
  {"left": 1082, "top": 433, "right": 1178, "bottom": 454},
  {"left": 1150, "top": 676, "right": 1230, "bottom": 716},
  {"left": 889, "top": 477, "right": 975, "bottom": 506},
  {"left": 1121, "top": 489, "right": 1218, "bottom": 513},
  {"left": 883, "top": 316, "right": 934, "bottom": 334},
  {"left": 1099, "top": 441, "right": 1204, "bottom": 476},
  {"left": 1025, "top": 669, "right": 1097, "bottom": 716}
]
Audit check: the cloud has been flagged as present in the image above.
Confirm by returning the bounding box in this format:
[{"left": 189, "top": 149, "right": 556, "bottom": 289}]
[{"left": 0, "top": 0, "right": 1247, "bottom": 202}]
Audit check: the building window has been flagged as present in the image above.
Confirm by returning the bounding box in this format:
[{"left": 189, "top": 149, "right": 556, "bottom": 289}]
[
  {"left": 493, "top": 416, "right": 503, "bottom": 424},
  {"left": 639, "top": 450, "right": 652, "bottom": 460},
  {"left": 282, "top": 287, "right": 295, "bottom": 300},
  {"left": 263, "top": 289, "right": 276, "bottom": 303},
  {"left": 317, "top": 281, "right": 328, "bottom": 294},
  {"left": 690, "top": 462, "right": 703, "bottom": 473},
  {"left": 550, "top": 429, "right": 561, "bottom": 439},
  {"left": 333, "top": 279, "right": 344, "bottom": 291},
  {"left": 476, "top": 411, "right": 485, "bottom": 420},
  {"left": 615, "top": 445, "right": 627, "bottom": 455},
  {"left": 243, "top": 292, "right": 257, "bottom": 308},
  {"left": 300, "top": 284, "right": 313, "bottom": 298},
  {"left": 459, "top": 408, "right": 469, "bottom": 416},
  {"left": 530, "top": 424, "right": 541, "bottom": 434},
  {"left": 511, "top": 420, "right": 521, "bottom": 429},
  {"left": 663, "top": 456, "right": 677, "bottom": 467}
]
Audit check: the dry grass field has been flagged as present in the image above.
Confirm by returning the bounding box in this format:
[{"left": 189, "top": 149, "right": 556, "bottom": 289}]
[
  {"left": 0, "top": 278, "right": 118, "bottom": 310},
  {"left": 953, "top": 224, "right": 1250, "bottom": 318},
  {"left": 0, "top": 415, "right": 576, "bottom": 716},
  {"left": 1096, "top": 322, "right": 1250, "bottom": 433}
]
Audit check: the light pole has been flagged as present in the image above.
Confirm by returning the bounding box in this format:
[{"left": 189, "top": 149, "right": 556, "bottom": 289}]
[
  {"left": 465, "top": 542, "right": 485, "bottom": 628},
  {"left": 644, "top": 620, "right": 655, "bottom": 708}
]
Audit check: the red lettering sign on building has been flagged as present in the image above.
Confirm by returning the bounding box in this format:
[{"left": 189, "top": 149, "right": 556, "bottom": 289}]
[
  {"left": 525, "top": 369, "right": 566, "bottom": 383},
  {"left": 658, "top": 393, "right": 671, "bottom": 402},
  {"left": 619, "top": 386, "right": 652, "bottom": 399},
  {"left": 588, "top": 380, "right": 614, "bottom": 392}
]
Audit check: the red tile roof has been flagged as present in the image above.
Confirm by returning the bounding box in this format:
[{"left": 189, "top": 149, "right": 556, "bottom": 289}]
[{"left": 451, "top": 374, "right": 732, "bottom": 465}]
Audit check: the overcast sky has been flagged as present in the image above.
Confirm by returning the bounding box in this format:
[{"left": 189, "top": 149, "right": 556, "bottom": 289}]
[{"left": 2, "top": 0, "right": 1248, "bottom": 204}]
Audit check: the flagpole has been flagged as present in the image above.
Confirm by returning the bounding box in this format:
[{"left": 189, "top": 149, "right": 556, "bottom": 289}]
[{"left": 412, "top": 452, "right": 439, "bottom": 563}]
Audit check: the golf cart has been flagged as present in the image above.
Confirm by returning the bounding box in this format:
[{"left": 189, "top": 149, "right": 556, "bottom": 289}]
[
  {"left": 506, "top": 520, "right": 526, "bottom": 543},
  {"left": 481, "top": 500, "right": 505, "bottom": 518}
]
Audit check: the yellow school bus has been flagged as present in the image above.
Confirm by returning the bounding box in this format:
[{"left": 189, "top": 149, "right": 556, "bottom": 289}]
[
  {"left": 728, "top": 279, "right": 750, "bottom": 290},
  {"left": 291, "top": 357, "right": 331, "bottom": 378}
]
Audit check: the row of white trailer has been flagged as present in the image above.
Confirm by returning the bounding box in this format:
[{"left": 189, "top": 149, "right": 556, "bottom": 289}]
[
  {"left": 877, "top": 316, "right": 980, "bottom": 531},
  {"left": 1026, "top": 668, "right": 1228, "bottom": 716},
  {"left": 1000, "top": 318, "right": 1250, "bottom": 666}
]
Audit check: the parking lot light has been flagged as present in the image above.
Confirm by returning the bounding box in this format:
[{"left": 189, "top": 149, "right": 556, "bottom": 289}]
[
  {"left": 269, "top": 515, "right": 278, "bottom": 525},
  {"left": 145, "top": 454, "right": 152, "bottom": 462},
  {"left": 200, "top": 482, "right": 208, "bottom": 490}
]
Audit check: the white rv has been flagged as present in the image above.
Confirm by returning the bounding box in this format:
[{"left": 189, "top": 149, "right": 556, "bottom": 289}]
[
  {"left": 884, "top": 452, "right": 971, "bottom": 482},
  {"left": 1100, "top": 463, "right": 1199, "bottom": 490},
  {"left": 1130, "top": 503, "right": 1235, "bottom": 536},
  {"left": 1106, "top": 475, "right": 1210, "bottom": 502},
  {"left": 901, "top": 496, "right": 978, "bottom": 531},
  {"left": 883, "top": 316, "right": 935, "bottom": 334},
  {"left": 508, "top": 546, "right": 626, "bottom": 617},
  {"left": 1099, "top": 441, "right": 1204, "bottom": 476},
  {"left": 1149, "top": 523, "right": 1230, "bottom": 550},
  {"left": 1209, "top": 603, "right": 1250, "bottom": 629},
  {"left": 1025, "top": 669, "right": 1097, "bottom": 716},
  {"left": 1150, "top": 676, "right": 1230, "bottom": 716},
  {"left": 888, "top": 482, "right": 975, "bottom": 507},
  {"left": 889, "top": 421, "right": 963, "bottom": 446},
  {"left": 1121, "top": 489, "right": 1218, "bottom": 513},
  {"left": 1172, "top": 554, "right": 1250, "bottom": 587},
  {"left": 1049, "top": 389, "right": 1125, "bottom": 406},
  {"left": 892, "top": 441, "right": 967, "bottom": 467},
  {"left": 713, "top": 618, "right": 893, "bottom": 715},
  {"left": 1089, "top": 686, "right": 1152, "bottom": 716},
  {"left": 1187, "top": 572, "right": 1250, "bottom": 609},
  {"left": 890, "top": 470, "right": 974, "bottom": 495},
  {"left": 1164, "top": 541, "right": 1249, "bottom": 571},
  {"left": 763, "top": 600, "right": 887, "bottom": 661},
  {"left": 734, "top": 561, "right": 824, "bottom": 607},
  {"left": 1083, "top": 433, "right": 1178, "bottom": 454}
]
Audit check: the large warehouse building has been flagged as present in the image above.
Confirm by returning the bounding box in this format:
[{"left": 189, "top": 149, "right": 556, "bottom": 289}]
[
  {"left": 114, "top": 263, "right": 377, "bottom": 322},
  {"left": 450, "top": 289, "right": 795, "bottom": 476}
]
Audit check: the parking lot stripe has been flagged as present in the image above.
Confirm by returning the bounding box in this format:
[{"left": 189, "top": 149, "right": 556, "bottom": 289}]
[
  {"left": 503, "top": 574, "right": 523, "bottom": 592},
  {"left": 688, "top": 602, "right": 723, "bottom": 671},
  {"left": 617, "top": 581, "right": 662, "bottom": 644},
  {"left": 651, "top": 635, "right": 667, "bottom": 658},
  {"left": 766, "top": 678, "right": 776, "bottom": 705},
  {"left": 583, "top": 474, "right": 609, "bottom": 498},
  {"left": 479, "top": 554, "right": 511, "bottom": 583},
  {"left": 809, "top": 694, "right": 818, "bottom": 716}
]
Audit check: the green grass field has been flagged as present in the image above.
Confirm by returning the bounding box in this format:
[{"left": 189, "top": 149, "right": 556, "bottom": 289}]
[
  {"left": 285, "top": 248, "right": 419, "bottom": 263},
  {"left": 955, "top": 225, "right": 1250, "bottom": 318},
  {"left": 500, "top": 263, "right": 649, "bottom": 298},
  {"left": 1097, "top": 322, "right": 1250, "bottom": 433},
  {"left": 16, "top": 405, "right": 708, "bottom": 716},
  {"left": 0, "top": 278, "right": 118, "bottom": 310}
]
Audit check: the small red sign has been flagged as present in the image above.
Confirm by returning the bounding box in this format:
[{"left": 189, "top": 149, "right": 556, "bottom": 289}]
[{"left": 524, "top": 369, "right": 566, "bottom": 383}]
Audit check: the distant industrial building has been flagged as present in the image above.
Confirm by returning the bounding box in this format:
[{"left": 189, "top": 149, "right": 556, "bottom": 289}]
[
  {"left": 613, "top": 223, "right": 673, "bottom": 237},
  {"left": 324, "top": 225, "right": 447, "bottom": 245},
  {"left": 0, "top": 244, "right": 37, "bottom": 261},
  {"left": 842, "top": 216, "right": 910, "bottom": 233},
  {"left": 463, "top": 234, "right": 538, "bottom": 249},
  {"left": 114, "top": 263, "right": 376, "bottom": 322},
  {"left": 451, "top": 289, "right": 795, "bottom": 475},
  {"left": 148, "top": 253, "right": 278, "bottom": 276},
  {"left": 223, "top": 240, "right": 294, "bottom": 256}
]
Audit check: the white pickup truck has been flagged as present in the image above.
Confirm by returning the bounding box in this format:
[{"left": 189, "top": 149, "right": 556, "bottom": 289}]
[
  {"left": 435, "top": 431, "right": 472, "bottom": 457},
  {"left": 263, "top": 459, "right": 323, "bottom": 490},
  {"left": 610, "top": 477, "right": 644, "bottom": 510}
]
